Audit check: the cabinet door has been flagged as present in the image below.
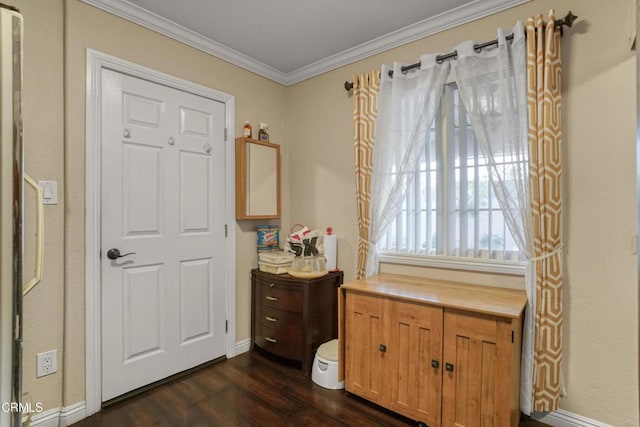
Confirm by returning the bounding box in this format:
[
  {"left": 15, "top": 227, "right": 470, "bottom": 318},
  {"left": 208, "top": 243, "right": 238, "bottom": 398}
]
[
  {"left": 388, "top": 300, "right": 443, "bottom": 426},
  {"left": 442, "top": 309, "right": 514, "bottom": 427},
  {"left": 345, "top": 292, "right": 386, "bottom": 404}
]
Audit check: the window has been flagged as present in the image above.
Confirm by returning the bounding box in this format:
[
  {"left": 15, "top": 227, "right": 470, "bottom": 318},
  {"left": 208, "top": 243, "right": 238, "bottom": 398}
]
[{"left": 378, "top": 83, "right": 524, "bottom": 270}]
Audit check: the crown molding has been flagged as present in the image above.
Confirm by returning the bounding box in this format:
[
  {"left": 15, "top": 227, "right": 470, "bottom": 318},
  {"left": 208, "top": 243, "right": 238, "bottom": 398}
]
[
  {"left": 284, "top": 0, "right": 530, "bottom": 85},
  {"left": 80, "top": 0, "right": 287, "bottom": 84},
  {"left": 81, "top": 0, "right": 530, "bottom": 87}
]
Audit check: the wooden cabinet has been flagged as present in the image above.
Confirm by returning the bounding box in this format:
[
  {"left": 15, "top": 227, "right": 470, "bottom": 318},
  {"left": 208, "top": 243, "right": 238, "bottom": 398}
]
[
  {"left": 344, "top": 292, "right": 385, "bottom": 403},
  {"left": 235, "top": 137, "right": 280, "bottom": 220},
  {"left": 340, "top": 274, "right": 526, "bottom": 427},
  {"left": 388, "top": 298, "right": 443, "bottom": 424},
  {"left": 442, "top": 309, "right": 517, "bottom": 427},
  {"left": 251, "top": 269, "right": 343, "bottom": 375}
]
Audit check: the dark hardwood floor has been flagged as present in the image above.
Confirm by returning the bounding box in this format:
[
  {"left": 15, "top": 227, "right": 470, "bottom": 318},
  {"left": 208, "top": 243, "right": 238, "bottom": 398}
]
[{"left": 73, "top": 350, "right": 548, "bottom": 427}]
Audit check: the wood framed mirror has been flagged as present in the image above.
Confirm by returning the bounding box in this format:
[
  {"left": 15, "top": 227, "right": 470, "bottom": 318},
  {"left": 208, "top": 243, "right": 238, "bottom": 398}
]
[{"left": 235, "top": 137, "right": 280, "bottom": 220}]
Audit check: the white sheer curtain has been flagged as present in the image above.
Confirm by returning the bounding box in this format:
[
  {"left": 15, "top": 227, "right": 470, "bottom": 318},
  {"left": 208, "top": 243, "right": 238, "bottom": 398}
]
[
  {"left": 365, "top": 55, "right": 449, "bottom": 276},
  {"left": 368, "top": 20, "right": 535, "bottom": 414},
  {"left": 453, "top": 22, "right": 536, "bottom": 414}
]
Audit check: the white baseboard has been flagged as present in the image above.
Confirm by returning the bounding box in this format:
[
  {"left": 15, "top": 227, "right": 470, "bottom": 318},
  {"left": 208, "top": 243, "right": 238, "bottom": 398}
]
[
  {"left": 30, "top": 341, "right": 249, "bottom": 426},
  {"left": 59, "top": 401, "right": 87, "bottom": 426},
  {"left": 532, "top": 409, "right": 613, "bottom": 427},
  {"left": 234, "top": 338, "right": 251, "bottom": 355},
  {"left": 27, "top": 406, "right": 59, "bottom": 427},
  {"left": 29, "top": 401, "right": 86, "bottom": 427}
]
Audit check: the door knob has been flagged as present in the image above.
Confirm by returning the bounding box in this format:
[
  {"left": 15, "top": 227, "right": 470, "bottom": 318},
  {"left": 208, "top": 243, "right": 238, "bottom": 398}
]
[{"left": 107, "top": 248, "right": 136, "bottom": 260}]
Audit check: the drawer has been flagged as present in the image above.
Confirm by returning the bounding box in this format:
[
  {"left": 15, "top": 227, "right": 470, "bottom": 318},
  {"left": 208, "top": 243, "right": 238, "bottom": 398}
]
[
  {"left": 257, "top": 306, "right": 302, "bottom": 337},
  {"left": 258, "top": 283, "right": 302, "bottom": 313},
  {"left": 255, "top": 323, "right": 301, "bottom": 360},
  {"left": 255, "top": 275, "right": 301, "bottom": 292}
]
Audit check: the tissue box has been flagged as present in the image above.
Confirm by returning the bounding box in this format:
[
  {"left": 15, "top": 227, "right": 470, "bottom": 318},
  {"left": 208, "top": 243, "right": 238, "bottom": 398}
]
[{"left": 257, "top": 225, "right": 279, "bottom": 251}]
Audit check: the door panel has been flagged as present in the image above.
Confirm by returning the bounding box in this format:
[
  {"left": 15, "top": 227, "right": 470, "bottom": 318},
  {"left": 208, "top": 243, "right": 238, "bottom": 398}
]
[
  {"left": 180, "top": 106, "right": 211, "bottom": 137},
  {"left": 101, "top": 69, "right": 227, "bottom": 401},
  {"left": 179, "top": 258, "right": 212, "bottom": 343},
  {"left": 123, "top": 92, "right": 163, "bottom": 128},
  {"left": 442, "top": 309, "right": 512, "bottom": 427},
  {"left": 123, "top": 264, "right": 164, "bottom": 361},
  {"left": 179, "top": 151, "right": 210, "bottom": 234},
  {"left": 345, "top": 292, "right": 385, "bottom": 403},
  {"left": 123, "top": 142, "right": 164, "bottom": 237},
  {"left": 388, "top": 300, "right": 442, "bottom": 426}
]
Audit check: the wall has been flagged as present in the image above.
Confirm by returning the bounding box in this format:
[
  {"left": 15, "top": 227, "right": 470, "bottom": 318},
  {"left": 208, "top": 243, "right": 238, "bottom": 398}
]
[
  {"left": 62, "top": 0, "right": 290, "bottom": 406},
  {"left": 286, "top": 0, "right": 638, "bottom": 425},
  {"left": 12, "top": 0, "right": 65, "bottom": 412},
  {"left": 9, "top": 0, "right": 289, "bottom": 413},
  {"left": 10, "top": 0, "right": 639, "bottom": 424}
]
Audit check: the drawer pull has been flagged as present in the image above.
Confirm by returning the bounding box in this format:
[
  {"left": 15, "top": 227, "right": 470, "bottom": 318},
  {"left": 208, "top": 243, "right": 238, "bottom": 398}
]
[
  {"left": 379, "top": 344, "right": 387, "bottom": 353},
  {"left": 265, "top": 296, "right": 278, "bottom": 301},
  {"left": 265, "top": 316, "right": 278, "bottom": 322},
  {"left": 445, "top": 363, "right": 454, "bottom": 372},
  {"left": 431, "top": 359, "right": 440, "bottom": 369},
  {"left": 265, "top": 337, "right": 277, "bottom": 343}
]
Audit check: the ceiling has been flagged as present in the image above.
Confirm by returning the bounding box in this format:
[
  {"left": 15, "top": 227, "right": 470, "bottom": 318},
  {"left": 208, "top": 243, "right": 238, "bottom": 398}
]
[{"left": 82, "top": 0, "right": 529, "bottom": 85}]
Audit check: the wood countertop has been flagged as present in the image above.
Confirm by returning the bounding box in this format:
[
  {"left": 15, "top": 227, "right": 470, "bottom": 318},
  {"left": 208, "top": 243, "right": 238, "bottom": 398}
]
[{"left": 340, "top": 273, "right": 527, "bottom": 319}]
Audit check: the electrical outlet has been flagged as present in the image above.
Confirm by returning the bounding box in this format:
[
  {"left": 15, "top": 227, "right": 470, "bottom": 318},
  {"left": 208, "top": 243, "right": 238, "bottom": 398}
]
[{"left": 36, "top": 350, "right": 57, "bottom": 378}]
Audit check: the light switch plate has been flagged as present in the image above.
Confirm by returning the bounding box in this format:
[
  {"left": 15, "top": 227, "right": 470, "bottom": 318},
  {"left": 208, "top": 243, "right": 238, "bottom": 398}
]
[{"left": 37, "top": 180, "right": 57, "bottom": 205}]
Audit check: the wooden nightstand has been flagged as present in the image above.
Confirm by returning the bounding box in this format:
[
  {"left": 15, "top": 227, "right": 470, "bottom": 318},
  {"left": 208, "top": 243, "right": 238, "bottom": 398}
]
[{"left": 251, "top": 269, "right": 344, "bottom": 375}]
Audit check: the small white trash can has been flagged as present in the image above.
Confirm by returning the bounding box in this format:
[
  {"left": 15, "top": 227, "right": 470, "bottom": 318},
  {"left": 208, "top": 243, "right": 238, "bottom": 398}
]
[{"left": 311, "top": 339, "right": 344, "bottom": 390}]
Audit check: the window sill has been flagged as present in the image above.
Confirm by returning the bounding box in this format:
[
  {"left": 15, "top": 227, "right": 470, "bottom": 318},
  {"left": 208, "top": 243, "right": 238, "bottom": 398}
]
[{"left": 378, "top": 253, "right": 526, "bottom": 276}]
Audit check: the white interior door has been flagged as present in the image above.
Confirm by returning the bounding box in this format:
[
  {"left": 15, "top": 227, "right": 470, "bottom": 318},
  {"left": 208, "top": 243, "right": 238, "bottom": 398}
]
[{"left": 100, "top": 69, "right": 227, "bottom": 401}]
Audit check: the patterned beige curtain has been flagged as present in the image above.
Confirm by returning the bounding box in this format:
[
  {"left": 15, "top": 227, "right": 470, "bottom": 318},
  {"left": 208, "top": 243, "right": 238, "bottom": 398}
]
[
  {"left": 352, "top": 71, "right": 380, "bottom": 280},
  {"left": 526, "top": 11, "right": 564, "bottom": 412}
]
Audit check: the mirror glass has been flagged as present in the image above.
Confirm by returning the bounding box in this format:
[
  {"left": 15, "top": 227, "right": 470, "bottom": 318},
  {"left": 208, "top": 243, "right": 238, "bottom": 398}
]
[
  {"left": 246, "top": 142, "right": 278, "bottom": 216},
  {"left": 236, "top": 138, "right": 280, "bottom": 220}
]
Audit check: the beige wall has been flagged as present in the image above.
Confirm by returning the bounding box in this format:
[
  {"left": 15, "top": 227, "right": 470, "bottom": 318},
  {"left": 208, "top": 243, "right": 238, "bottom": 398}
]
[
  {"left": 11, "top": 0, "right": 639, "bottom": 425},
  {"left": 13, "top": 0, "right": 65, "bottom": 412},
  {"left": 14, "top": 0, "right": 290, "bottom": 412},
  {"left": 63, "top": 0, "right": 290, "bottom": 406},
  {"left": 287, "top": 0, "right": 638, "bottom": 425}
]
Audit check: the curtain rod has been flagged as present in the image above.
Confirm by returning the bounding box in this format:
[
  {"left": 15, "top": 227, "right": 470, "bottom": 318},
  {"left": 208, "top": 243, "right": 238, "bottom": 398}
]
[{"left": 344, "top": 10, "right": 577, "bottom": 92}]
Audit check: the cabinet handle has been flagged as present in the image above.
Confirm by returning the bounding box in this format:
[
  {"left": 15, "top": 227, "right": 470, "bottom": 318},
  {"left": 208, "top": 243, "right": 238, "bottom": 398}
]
[
  {"left": 445, "top": 363, "right": 454, "bottom": 372},
  {"left": 431, "top": 359, "right": 440, "bottom": 369},
  {"left": 269, "top": 283, "right": 275, "bottom": 287},
  {"left": 379, "top": 344, "right": 387, "bottom": 353},
  {"left": 265, "top": 337, "right": 277, "bottom": 343},
  {"left": 265, "top": 296, "right": 278, "bottom": 301},
  {"left": 265, "top": 316, "right": 278, "bottom": 322}
]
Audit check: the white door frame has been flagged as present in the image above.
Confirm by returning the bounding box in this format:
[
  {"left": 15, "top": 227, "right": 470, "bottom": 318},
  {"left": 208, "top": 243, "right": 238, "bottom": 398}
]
[{"left": 84, "top": 49, "right": 236, "bottom": 416}]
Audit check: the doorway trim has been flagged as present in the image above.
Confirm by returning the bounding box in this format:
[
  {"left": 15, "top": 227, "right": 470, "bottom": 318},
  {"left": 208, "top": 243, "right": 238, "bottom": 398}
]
[{"left": 84, "top": 49, "right": 236, "bottom": 416}]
